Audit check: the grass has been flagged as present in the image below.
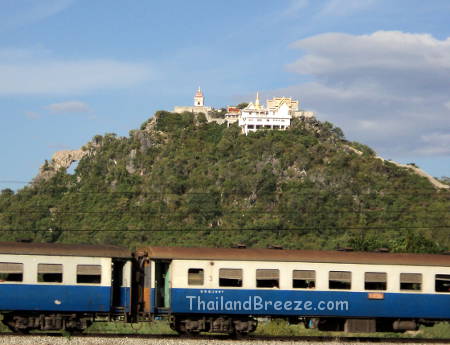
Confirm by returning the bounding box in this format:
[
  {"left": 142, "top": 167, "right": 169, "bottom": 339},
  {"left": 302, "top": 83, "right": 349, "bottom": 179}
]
[
  {"left": 254, "top": 319, "right": 450, "bottom": 339},
  {"left": 86, "top": 320, "right": 176, "bottom": 334},
  {"left": 419, "top": 322, "right": 450, "bottom": 339},
  {"left": 89, "top": 318, "right": 450, "bottom": 339}
]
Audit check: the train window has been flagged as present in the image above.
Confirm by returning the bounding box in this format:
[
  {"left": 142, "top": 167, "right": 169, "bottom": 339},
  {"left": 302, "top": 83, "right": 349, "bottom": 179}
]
[
  {"left": 77, "top": 265, "right": 101, "bottom": 284},
  {"left": 38, "top": 264, "right": 63, "bottom": 283},
  {"left": 365, "top": 272, "right": 387, "bottom": 290},
  {"left": 219, "top": 268, "right": 243, "bottom": 287},
  {"left": 400, "top": 273, "right": 422, "bottom": 291},
  {"left": 293, "top": 270, "right": 316, "bottom": 289},
  {"left": 329, "top": 271, "right": 351, "bottom": 290},
  {"left": 0, "top": 262, "right": 23, "bottom": 282},
  {"left": 256, "top": 269, "right": 279, "bottom": 288},
  {"left": 188, "top": 268, "right": 204, "bottom": 285},
  {"left": 435, "top": 274, "right": 450, "bottom": 293}
]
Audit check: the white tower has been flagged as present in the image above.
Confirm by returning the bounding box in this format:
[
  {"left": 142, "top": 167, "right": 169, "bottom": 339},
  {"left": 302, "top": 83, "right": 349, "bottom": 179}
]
[
  {"left": 194, "top": 87, "right": 204, "bottom": 107},
  {"left": 255, "top": 91, "right": 261, "bottom": 109}
]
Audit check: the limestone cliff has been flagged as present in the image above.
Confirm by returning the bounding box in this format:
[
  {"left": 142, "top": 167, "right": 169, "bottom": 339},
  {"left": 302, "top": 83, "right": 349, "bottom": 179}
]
[{"left": 34, "top": 149, "right": 86, "bottom": 183}]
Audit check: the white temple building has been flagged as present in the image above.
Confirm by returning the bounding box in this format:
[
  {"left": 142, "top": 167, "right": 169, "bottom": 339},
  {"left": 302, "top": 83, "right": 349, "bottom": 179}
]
[
  {"left": 226, "top": 93, "right": 314, "bottom": 135},
  {"left": 173, "top": 87, "right": 212, "bottom": 114},
  {"left": 173, "top": 88, "right": 314, "bottom": 132}
]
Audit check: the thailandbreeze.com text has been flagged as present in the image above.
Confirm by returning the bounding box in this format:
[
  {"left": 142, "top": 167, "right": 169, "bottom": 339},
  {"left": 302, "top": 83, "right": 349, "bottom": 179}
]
[{"left": 186, "top": 295, "right": 349, "bottom": 312}]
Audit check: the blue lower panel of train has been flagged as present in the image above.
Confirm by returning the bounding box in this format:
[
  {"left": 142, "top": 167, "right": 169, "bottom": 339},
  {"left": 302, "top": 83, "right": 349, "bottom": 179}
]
[
  {"left": 170, "top": 288, "right": 450, "bottom": 319},
  {"left": 120, "top": 286, "right": 131, "bottom": 312},
  {"left": 0, "top": 284, "right": 111, "bottom": 312}
]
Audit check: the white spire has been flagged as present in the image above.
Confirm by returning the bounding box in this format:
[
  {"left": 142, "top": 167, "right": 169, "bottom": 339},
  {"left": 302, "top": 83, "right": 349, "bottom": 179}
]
[{"left": 255, "top": 92, "right": 260, "bottom": 109}]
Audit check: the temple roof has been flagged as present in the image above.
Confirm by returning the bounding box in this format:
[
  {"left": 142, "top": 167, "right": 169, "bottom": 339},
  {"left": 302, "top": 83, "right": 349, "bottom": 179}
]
[{"left": 195, "top": 87, "right": 203, "bottom": 97}]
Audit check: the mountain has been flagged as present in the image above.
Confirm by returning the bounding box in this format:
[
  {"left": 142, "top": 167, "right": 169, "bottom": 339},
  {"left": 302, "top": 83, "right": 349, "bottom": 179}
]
[{"left": 0, "top": 111, "right": 448, "bottom": 252}]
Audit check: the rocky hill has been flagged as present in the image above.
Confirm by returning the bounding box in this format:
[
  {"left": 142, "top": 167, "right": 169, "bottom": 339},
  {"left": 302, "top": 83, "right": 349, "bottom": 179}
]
[{"left": 0, "top": 111, "right": 448, "bottom": 252}]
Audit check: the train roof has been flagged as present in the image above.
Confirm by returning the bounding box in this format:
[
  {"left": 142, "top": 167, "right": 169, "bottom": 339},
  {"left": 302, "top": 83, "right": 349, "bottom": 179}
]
[
  {"left": 0, "top": 241, "right": 131, "bottom": 258},
  {"left": 139, "top": 246, "right": 450, "bottom": 267}
]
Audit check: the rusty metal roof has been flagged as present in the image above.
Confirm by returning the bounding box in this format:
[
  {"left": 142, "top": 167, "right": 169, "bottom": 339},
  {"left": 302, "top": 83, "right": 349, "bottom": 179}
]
[
  {"left": 0, "top": 241, "right": 131, "bottom": 258},
  {"left": 139, "top": 246, "right": 450, "bottom": 267}
]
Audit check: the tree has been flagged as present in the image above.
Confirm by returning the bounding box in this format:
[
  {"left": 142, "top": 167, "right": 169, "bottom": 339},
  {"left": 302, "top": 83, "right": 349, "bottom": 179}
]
[{"left": 1, "top": 110, "right": 447, "bottom": 252}]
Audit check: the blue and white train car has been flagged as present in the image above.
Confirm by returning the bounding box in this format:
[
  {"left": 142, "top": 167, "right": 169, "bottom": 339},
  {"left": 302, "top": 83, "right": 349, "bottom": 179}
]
[
  {"left": 138, "top": 246, "right": 450, "bottom": 334},
  {"left": 0, "top": 241, "right": 133, "bottom": 332}
]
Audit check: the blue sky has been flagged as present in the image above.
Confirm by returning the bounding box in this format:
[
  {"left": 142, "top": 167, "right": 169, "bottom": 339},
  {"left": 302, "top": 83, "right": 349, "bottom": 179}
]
[{"left": 1, "top": 0, "right": 450, "bottom": 190}]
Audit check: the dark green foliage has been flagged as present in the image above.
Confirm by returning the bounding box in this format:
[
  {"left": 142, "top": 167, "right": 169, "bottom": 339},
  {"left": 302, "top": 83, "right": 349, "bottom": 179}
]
[
  {"left": 208, "top": 108, "right": 227, "bottom": 119},
  {"left": 237, "top": 102, "right": 249, "bottom": 109},
  {"left": 154, "top": 111, "right": 195, "bottom": 132},
  {"left": 348, "top": 141, "right": 375, "bottom": 156},
  {"left": 0, "top": 112, "right": 448, "bottom": 253}
]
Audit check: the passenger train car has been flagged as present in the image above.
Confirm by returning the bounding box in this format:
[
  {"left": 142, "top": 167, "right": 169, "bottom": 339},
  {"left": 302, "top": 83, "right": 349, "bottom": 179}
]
[
  {"left": 136, "top": 246, "right": 450, "bottom": 334},
  {"left": 0, "top": 241, "right": 449, "bottom": 334},
  {"left": 0, "top": 242, "right": 133, "bottom": 332}
]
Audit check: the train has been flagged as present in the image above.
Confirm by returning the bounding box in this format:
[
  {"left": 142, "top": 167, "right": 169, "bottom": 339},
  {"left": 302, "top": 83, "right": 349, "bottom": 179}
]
[{"left": 0, "top": 241, "right": 449, "bottom": 334}]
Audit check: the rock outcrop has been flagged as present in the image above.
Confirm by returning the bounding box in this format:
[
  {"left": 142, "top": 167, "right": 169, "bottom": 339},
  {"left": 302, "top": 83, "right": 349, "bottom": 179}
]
[
  {"left": 34, "top": 149, "right": 86, "bottom": 183},
  {"left": 50, "top": 150, "right": 86, "bottom": 170}
]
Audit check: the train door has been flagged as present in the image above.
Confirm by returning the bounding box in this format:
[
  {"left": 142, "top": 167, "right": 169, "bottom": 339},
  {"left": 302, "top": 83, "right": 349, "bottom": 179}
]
[
  {"left": 132, "top": 256, "right": 152, "bottom": 320},
  {"left": 112, "top": 259, "right": 125, "bottom": 307},
  {"left": 143, "top": 260, "right": 152, "bottom": 315},
  {"left": 155, "top": 260, "right": 171, "bottom": 311}
]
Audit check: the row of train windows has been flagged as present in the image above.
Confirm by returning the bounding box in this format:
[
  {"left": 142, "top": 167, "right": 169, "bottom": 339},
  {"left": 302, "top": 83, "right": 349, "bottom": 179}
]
[
  {"left": 187, "top": 268, "right": 450, "bottom": 292},
  {"left": 0, "top": 263, "right": 101, "bottom": 284}
]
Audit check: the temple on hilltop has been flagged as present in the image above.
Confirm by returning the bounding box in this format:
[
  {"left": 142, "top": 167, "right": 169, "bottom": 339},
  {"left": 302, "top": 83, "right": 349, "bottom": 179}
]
[
  {"left": 173, "top": 87, "right": 213, "bottom": 114},
  {"left": 172, "top": 88, "right": 314, "bottom": 131},
  {"left": 225, "top": 93, "right": 314, "bottom": 135}
]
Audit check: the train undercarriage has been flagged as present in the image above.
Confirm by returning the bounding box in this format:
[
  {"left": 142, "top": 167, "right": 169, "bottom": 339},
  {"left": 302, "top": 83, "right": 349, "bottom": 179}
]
[
  {"left": 1, "top": 312, "right": 96, "bottom": 333},
  {"left": 303, "top": 316, "right": 436, "bottom": 333},
  {"left": 1, "top": 311, "right": 130, "bottom": 333},
  {"left": 169, "top": 314, "right": 258, "bottom": 335},
  {"left": 168, "top": 314, "right": 437, "bottom": 335},
  {"left": 0, "top": 311, "right": 440, "bottom": 335}
]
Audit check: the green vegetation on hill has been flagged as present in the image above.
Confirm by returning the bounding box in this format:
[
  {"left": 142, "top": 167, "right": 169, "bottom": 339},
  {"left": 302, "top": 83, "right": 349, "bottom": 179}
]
[{"left": 0, "top": 111, "right": 448, "bottom": 252}]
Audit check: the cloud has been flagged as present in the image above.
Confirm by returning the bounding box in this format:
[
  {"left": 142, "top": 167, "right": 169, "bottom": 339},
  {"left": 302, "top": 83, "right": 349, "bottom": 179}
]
[
  {"left": 0, "top": 48, "right": 153, "bottom": 95},
  {"left": 46, "top": 101, "right": 91, "bottom": 114},
  {"left": 0, "top": 47, "right": 51, "bottom": 61},
  {"left": 276, "top": 0, "right": 376, "bottom": 22},
  {"left": 278, "top": 31, "right": 450, "bottom": 158},
  {"left": 318, "top": 0, "right": 377, "bottom": 17},
  {"left": 417, "top": 133, "right": 450, "bottom": 156},
  {"left": 279, "top": 0, "right": 310, "bottom": 18},
  {"left": 0, "top": 0, "right": 73, "bottom": 31}
]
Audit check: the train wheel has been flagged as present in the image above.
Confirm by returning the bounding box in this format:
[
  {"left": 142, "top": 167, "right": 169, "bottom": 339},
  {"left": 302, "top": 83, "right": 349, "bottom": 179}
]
[
  {"left": 6, "top": 325, "right": 30, "bottom": 334},
  {"left": 229, "top": 330, "right": 248, "bottom": 339},
  {"left": 175, "top": 329, "right": 201, "bottom": 337},
  {"left": 2, "top": 314, "right": 30, "bottom": 334},
  {"left": 66, "top": 328, "right": 84, "bottom": 335}
]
